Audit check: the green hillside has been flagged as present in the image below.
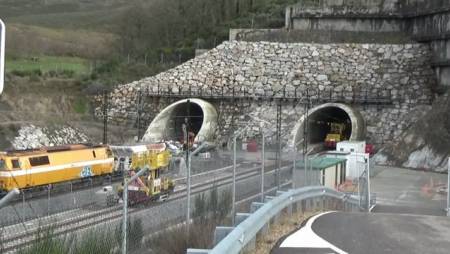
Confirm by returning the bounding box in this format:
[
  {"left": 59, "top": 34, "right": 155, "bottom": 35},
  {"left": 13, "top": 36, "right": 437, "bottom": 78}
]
[{"left": 0, "top": 0, "right": 299, "bottom": 86}]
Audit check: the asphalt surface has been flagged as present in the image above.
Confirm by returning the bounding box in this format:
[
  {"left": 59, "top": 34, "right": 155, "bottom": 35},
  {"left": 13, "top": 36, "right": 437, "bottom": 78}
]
[
  {"left": 370, "top": 166, "right": 447, "bottom": 216},
  {"left": 273, "top": 166, "right": 450, "bottom": 254},
  {"left": 274, "top": 211, "right": 450, "bottom": 254}
]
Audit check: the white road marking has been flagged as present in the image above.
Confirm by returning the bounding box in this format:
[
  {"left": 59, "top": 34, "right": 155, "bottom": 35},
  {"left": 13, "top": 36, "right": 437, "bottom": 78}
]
[{"left": 280, "top": 211, "right": 348, "bottom": 254}]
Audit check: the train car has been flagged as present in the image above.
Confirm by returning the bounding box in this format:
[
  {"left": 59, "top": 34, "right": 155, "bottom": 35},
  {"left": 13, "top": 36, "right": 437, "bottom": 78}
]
[{"left": 0, "top": 144, "right": 114, "bottom": 194}]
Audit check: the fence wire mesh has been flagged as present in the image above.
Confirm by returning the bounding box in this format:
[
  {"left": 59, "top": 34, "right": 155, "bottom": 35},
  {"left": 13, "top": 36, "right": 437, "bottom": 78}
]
[{"left": 0, "top": 135, "right": 297, "bottom": 254}]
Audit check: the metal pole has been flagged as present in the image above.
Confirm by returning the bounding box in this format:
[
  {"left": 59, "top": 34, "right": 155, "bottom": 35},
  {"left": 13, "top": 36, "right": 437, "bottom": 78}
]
[
  {"left": 261, "top": 133, "right": 265, "bottom": 203},
  {"left": 367, "top": 156, "right": 371, "bottom": 212},
  {"left": 358, "top": 155, "right": 361, "bottom": 209},
  {"left": 122, "top": 167, "right": 149, "bottom": 254},
  {"left": 304, "top": 153, "right": 308, "bottom": 186},
  {"left": 276, "top": 102, "right": 282, "bottom": 190},
  {"left": 103, "top": 90, "right": 108, "bottom": 145},
  {"left": 186, "top": 143, "right": 207, "bottom": 231},
  {"left": 447, "top": 157, "right": 450, "bottom": 216},
  {"left": 293, "top": 139, "right": 303, "bottom": 187},
  {"left": 122, "top": 178, "right": 128, "bottom": 254},
  {"left": 0, "top": 188, "right": 19, "bottom": 209},
  {"left": 47, "top": 186, "right": 50, "bottom": 216},
  {"left": 22, "top": 191, "right": 25, "bottom": 223},
  {"left": 232, "top": 135, "right": 237, "bottom": 225},
  {"left": 136, "top": 91, "right": 142, "bottom": 141},
  {"left": 187, "top": 148, "right": 192, "bottom": 227}
]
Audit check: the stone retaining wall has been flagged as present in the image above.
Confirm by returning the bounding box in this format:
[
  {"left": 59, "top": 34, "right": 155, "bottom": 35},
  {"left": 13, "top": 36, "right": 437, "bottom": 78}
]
[{"left": 102, "top": 41, "right": 435, "bottom": 146}]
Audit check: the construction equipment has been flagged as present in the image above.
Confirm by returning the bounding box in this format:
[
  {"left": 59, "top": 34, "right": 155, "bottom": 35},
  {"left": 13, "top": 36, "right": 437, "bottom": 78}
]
[
  {"left": 116, "top": 144, "right": 174, "bottom": 206},
  {"left": 324, "top": 123, "right": 346, "bottom": 148}
]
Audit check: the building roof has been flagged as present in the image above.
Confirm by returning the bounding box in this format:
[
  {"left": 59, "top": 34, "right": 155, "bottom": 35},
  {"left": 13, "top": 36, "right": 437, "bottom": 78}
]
[{"left": 295, "top": 156, "right": 347, "bottom": 170}]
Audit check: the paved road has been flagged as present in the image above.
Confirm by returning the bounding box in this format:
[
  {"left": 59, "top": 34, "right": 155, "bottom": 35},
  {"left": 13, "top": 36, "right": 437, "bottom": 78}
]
[
  {"left": 273, "top": 166, "right": 450, "bottom": 254},
  {"left": 371, "top": 166, "right": 447, "bottom": 215},
  {"left": 273, "top": 211, "right": 450, "bottom": 254}
]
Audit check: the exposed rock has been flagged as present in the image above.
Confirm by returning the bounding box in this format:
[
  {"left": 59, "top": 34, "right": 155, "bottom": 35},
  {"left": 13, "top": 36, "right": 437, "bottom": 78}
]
[{"left": 11, "top": 125, "right": 90, "bottom": 150}]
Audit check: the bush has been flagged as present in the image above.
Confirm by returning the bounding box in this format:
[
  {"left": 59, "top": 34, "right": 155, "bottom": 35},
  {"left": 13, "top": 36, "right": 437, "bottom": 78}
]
[
  {"left": 73, "top": 97, "right": 89, "bottom": 114},
  {"left": 115, "top": 217, "right": 144, "bottom": 251},
  {"left": 16, "top": 223, "right": 129, "bottom": 254},
  {"left": 18, "top": 228, "right": 69, "bottom": 254}
]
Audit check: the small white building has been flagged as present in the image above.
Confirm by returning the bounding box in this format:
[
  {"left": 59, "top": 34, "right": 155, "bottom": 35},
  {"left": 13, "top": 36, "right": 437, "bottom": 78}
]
[
  {"left": 325, "top": 150, "right": 369, "bottom": 180},
  {"left": 336, "top": 141, "right": 366, "bottom": 154},
  {"left": 294, "top": 156, "right": 347, "bottom": 189}
]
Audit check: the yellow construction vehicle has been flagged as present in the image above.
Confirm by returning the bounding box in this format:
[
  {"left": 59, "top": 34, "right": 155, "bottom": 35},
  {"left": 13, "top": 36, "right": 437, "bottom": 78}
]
[
  {"left": 324, "top": 123, "right": 346, "bottom": 148},
  {"left": 114, "top": 144, "right": 174, "bottom": 205}
]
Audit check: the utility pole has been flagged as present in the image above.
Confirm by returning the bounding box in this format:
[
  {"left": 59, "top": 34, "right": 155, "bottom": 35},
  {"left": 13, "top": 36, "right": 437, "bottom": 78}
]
[
  {"left": 136, "top": 91, "right": 143, "bottom": 141},
  {"left": 303, "top": 96, "right": 310, "bottom": 185},
  {"left": 276, "top": 101, "right": 282, "bottom": 190},
  {"left": 186, "top": 143, "right": 207, "bottom": 232},
  {"left": 447, "top": 157, "right": 450, "bottom": 216},
  {"left": 261, "top": 132, "right": 265, "bottom": 202},
  {"left": 103, "top": 91, "right": 108, "bottom": 145},
  {"left": 232, "top": 133, "right": 238, "bottom": 225},
  {"left": 122, "top": 167, "right": 149, "bottom": 254},
  {"left": 0, "top": 18, "right": 5, "bottom": 95}
]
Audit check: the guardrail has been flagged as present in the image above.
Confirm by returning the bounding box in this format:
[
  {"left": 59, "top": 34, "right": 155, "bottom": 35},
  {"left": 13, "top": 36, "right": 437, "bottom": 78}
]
[{"left": 187, "top": 186, "right": 362, "bottom": 254}]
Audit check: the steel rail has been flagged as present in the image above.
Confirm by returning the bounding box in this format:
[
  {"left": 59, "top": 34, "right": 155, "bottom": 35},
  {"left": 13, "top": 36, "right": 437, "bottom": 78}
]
[{"left": 2, "top": 164, "right": 291, "bottom": 253}]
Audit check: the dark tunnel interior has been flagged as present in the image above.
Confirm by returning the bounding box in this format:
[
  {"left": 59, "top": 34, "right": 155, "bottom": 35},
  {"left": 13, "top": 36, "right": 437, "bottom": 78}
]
[
  {"left": 306, "top": 107, "right": 352, "bottom": 144},
  {"left": 170, "top": 102, "right": 204, "bottom": 141}
]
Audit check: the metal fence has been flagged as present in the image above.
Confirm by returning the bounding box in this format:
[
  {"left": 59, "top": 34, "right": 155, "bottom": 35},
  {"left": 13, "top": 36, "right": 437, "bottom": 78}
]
[{"left": 0, "top": 140, "right": 295, "bottom": 253}]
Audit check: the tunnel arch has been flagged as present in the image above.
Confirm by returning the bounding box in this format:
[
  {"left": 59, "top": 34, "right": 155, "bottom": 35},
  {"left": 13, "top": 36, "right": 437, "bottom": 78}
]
[
  {"left": 292, "top": 103, "right": 365, "bottom": 149},
  {"left": 142, "top": 98, "right": 218, "bottom": 143}
]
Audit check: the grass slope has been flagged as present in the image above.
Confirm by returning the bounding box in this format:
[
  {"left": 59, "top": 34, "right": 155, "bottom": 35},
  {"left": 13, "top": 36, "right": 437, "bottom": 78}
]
[
  {"left": 0, "top": 0, "right": 129, "bottom": 31},
  {"left": 6, "top": 56, "right": 89, "bottom": 74}
]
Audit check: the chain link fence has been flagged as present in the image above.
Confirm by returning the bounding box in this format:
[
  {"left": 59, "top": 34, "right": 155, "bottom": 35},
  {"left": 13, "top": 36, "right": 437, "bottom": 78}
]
[{"left": 0, "top": 134, "right": 296, "bottom": 253}]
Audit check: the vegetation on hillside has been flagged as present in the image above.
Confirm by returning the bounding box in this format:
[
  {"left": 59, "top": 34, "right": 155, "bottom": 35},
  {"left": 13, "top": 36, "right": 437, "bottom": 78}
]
[{"left": 0, "top": 0, "right": 300, "bottom": 89}]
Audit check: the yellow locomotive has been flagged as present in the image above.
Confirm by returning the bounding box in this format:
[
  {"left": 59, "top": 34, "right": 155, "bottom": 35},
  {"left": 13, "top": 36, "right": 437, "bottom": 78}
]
[
  {"left": 0, "top": 143, "right": 175, "bottom": 203},
  {"left": 0, "top": 144, "right": 114, "bottom": 194}
]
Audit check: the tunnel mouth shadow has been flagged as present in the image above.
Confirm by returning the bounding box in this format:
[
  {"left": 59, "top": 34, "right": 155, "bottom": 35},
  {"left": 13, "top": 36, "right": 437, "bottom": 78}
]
[
  {"left": 143, "top": 98, "right": 218, "bottom": 143},
  {"left": 308, "top": 106, "right": 352, "bottom": 144},
  {"left": 293, "top": 103, "right": 365, "bottom": 150}
]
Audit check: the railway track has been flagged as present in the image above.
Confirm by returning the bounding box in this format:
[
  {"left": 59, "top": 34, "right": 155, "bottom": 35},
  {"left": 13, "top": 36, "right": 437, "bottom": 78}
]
[{"left": 1, "top": 163, "right": 292, "bottom": 253}]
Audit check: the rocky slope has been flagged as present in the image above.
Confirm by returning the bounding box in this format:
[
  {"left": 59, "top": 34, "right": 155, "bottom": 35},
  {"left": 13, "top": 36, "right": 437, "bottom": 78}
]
[{"left": 375, "top": 93, "right": 450, "bottom": 172}]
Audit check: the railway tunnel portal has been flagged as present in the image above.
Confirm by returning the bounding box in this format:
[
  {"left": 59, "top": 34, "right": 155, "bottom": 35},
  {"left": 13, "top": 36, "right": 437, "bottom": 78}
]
[
  {"left": 293, "top": 103, "right": 366, "bottom": 150},
  {"left": 142, "top": 98, "right": 218, "bottom": 143}
]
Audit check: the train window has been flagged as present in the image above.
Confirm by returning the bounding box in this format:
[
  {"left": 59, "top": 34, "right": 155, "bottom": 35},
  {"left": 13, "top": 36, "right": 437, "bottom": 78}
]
[
  {"left": 11, "top": 159, "right": 20, "bottom": 169},
  {"left": 0, "top": 159, "right": 5, "bottom": 170},
  {"left": 29, "top": 156, "right": 50, "bottom": 167},
  {"left": 92, "top": 151, "right": 97, "bottom": 158}
]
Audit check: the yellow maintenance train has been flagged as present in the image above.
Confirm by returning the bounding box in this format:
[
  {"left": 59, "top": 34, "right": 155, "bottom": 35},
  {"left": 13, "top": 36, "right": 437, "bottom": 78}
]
[{"left": 0, "top": 143, "right": 173, "bottom": 199}]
